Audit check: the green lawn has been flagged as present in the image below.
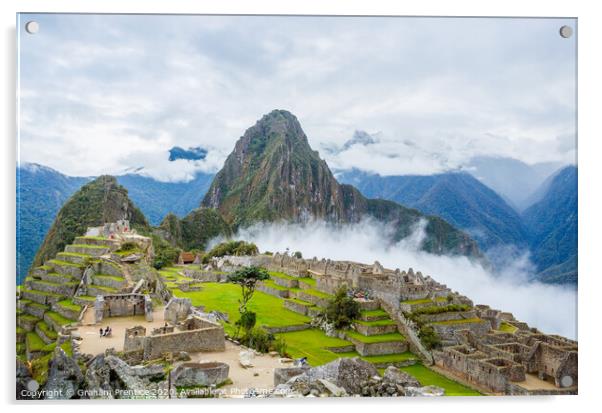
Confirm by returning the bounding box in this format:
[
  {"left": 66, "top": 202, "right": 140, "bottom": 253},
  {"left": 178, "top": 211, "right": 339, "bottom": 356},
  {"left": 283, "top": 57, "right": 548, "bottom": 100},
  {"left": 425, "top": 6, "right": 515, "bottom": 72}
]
[
  {"left": 276, "top": 328, "right": 354, "bottom": 366},
  {"left": 171, "top": 283, "right": 310, "bottom": 335},
  {"left": 397, "top": 363, "right": 481, "bottom": 396}
]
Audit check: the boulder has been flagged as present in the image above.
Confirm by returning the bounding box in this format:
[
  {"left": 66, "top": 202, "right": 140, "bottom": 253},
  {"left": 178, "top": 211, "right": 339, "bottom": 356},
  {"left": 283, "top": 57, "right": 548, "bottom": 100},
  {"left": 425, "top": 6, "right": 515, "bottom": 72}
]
[
  {"left": 44, "top": 348, "right": 84, "bottom": 400},
  {"left": 290, "top": 357, "right": 378, "bottom": 395},
  {"left": 274, "top": 366, "right": 310, "bottom": 385},
  {"left": 85, "top": 355, "right": 114, "bottom": 399},
  {"left": 405, "top": 385, "right": 445, "bottom": 397},
  {"left": 383, "top": 366, "right": 421, "bottom": 387},
  {"left": 239, "top": 350, "right": 255, "bottom": 368}
]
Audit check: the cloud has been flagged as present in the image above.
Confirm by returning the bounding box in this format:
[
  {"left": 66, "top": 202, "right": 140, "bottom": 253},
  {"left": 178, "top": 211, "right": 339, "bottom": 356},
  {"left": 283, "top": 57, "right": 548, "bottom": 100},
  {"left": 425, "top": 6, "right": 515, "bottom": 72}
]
[
  {"left": 18, "top": 15, "right": 576, "bottom": 179},
  {"left": 221, "top": 219, "right": 577, "bottom": 339}
]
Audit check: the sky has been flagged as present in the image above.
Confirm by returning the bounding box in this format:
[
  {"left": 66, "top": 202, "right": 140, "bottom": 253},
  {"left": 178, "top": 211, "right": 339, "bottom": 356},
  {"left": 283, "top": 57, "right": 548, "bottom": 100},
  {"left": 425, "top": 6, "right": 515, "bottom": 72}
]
[{"left": 18, "top": 14, "right": 577, "bottom": 181}]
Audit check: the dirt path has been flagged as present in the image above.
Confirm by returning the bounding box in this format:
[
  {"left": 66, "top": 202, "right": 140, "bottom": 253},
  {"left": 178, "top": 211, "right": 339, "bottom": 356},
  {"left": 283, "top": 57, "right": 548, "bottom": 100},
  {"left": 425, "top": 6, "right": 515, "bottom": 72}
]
[{"left": 74, "top": 308, "right": 286, "bottom": 396}]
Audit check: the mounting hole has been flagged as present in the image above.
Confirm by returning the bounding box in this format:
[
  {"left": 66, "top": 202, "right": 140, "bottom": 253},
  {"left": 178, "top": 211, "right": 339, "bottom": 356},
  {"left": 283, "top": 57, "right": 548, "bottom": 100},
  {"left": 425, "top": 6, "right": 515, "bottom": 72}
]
[
  {"left": 559, "top": 25, "right": 573, "bottom": 39},
  {"left": 25, "top": 21, "right": 39, "bottom": 34},
  {"left": 560, "top": 375, "right": 574, "bottom": 387}
]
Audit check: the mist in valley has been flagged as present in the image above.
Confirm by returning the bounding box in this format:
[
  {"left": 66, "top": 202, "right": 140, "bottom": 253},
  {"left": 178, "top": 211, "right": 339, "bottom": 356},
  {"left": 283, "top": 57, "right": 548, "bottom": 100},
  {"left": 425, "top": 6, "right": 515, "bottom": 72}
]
[{"left": 218, "top": 218, "right": 577, "bottom": 339}]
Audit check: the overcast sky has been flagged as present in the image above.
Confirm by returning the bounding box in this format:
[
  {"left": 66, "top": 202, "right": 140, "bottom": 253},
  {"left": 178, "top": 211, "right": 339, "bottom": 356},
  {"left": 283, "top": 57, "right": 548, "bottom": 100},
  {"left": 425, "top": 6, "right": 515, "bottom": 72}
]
[{"left": 18, "top": 14, "right": 576, "bottom": 181}]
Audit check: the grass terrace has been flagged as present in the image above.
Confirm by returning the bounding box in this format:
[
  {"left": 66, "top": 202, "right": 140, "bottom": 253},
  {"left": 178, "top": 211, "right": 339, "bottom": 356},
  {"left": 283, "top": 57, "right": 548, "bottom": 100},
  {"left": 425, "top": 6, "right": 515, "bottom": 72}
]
[
  {"left": 171, "top": 282, "right": 311, "bottom": 335},
  {"left": 36, "top": 321, "right": 58, "bottom": 340},
  {"left": 26, "top": 332, "right": 46, "bottom": 352},
  {"left": 498, "top": 321, "right": 519, "bottom": 334},
  {"left": 56, "top": 300, "right": 83, "bottom": 313},
  {"left": 276, "top": 328, "right": 354, "bottom": 366},
  {"left": 268, "top": 271, "right": 296, "bottom": 280},
  {"left": 397, "top": 363, "right": 482, "bottom": 396},
  {"left": 261, "top": 279, "right": 288, "bottom": 291},
  {"left": 45, "top": 311, "right": 76, "bottom": 327},
  {"left": 355, "top": 319, "right": 397, "bottom": 327},
  {"left": 401, "top": 297, "right": 447, "bottom": 305},
  {"left": 430, "top": 318, "right": 482, "bottom": 325},
  {"left": 345, "top": 330, "right": 405, "bottom": 343}
]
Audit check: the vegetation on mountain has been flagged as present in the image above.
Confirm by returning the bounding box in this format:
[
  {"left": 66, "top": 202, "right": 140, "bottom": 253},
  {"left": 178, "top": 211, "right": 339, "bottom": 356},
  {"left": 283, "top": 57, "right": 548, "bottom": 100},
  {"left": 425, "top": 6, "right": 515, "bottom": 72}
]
[
  {"left": 30, "top": 175, "right": 148, "bottom": 272},
  {"left": 522, "top": 166, "right": 577, "bottom": 284},
  {"left": 16, "top": 164, "right": 88, "bottom": 283},
  {"left": 338, "top": 170, "right": 528, "bottom": 252}
]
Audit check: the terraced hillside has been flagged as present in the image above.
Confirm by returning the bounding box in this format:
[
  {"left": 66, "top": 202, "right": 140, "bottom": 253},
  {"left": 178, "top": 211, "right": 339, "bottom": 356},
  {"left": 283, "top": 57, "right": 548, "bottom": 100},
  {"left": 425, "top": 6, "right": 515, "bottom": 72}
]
[
  {"left": 17, "top": 234, "right": 133, "bottom": 383},
  {"left": 166, "top": 268, "right": 416, "bottom": 370}
]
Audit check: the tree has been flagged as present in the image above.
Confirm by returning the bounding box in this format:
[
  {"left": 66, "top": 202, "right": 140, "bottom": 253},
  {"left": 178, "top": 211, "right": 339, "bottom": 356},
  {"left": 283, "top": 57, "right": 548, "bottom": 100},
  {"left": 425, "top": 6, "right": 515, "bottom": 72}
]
[
  {"left": 228, "top": 266, "right": 270, "bottom": 314},
  {"left": 324, "top": 286, "right": 360, "bottom": 329}
]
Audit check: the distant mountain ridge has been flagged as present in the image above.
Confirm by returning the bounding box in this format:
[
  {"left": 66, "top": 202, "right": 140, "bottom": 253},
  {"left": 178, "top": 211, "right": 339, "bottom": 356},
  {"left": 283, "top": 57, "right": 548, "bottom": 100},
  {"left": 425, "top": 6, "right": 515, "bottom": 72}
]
[
  {"left": 522, "top": 166, "right": 577, "bottom": 284},
  {"left": 466, "top": 156, "right": 565, "bottom": 211},
  {"left": 336, "top": 169, "right": 529, "bottom": 253}
]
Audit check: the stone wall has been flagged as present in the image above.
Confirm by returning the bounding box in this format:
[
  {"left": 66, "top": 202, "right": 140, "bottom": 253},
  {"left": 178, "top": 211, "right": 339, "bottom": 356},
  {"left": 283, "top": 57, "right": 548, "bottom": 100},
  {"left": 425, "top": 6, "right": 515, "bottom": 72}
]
[
  {"left": 143, "top": 324, "right": 225, "bottom": 360},
  {"left": 94, "top": 294, "right": 153, "bottom": 323}
]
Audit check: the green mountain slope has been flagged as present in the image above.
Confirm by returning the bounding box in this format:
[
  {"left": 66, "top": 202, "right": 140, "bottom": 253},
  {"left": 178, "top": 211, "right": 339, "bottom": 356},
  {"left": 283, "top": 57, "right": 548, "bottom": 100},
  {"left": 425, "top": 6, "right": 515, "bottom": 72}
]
[
  {"left": 16, "top": 164, "right": 90, "bottom": 284},
  {"left": 201, "top": 110, "right": 481, "bottom": 258},
  {"left": 30, "top": 175, "right": 149, "bottom": 271},
  {"left": 522, "top": 166, "right": 577, "bottom": 284}
]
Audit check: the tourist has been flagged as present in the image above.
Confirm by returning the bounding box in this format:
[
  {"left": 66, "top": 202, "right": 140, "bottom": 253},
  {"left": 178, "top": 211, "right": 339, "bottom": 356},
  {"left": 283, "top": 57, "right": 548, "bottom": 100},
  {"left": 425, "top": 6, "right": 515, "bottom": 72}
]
[{"left": 99, "top": 328, "right": 103, "bottom": 338}]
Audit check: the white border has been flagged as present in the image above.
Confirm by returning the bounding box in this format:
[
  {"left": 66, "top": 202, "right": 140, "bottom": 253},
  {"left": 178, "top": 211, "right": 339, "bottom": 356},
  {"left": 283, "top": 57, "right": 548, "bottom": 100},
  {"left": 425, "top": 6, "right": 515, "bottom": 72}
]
[{"left": 2, "top": 1, "right": 600, "bottom": 412}]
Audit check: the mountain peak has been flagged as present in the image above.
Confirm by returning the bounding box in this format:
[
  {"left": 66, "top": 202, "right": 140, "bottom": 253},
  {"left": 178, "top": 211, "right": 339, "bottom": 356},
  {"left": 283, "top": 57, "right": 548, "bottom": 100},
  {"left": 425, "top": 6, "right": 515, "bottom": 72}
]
[{"left": 200, "top": 112, "right": 481, "bottom": 260}]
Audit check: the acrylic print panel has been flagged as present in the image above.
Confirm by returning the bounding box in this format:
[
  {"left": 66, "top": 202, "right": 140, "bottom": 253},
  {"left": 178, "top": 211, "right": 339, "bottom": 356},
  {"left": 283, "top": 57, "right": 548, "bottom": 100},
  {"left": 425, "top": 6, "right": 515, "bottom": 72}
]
[{"left": 16, "top": 14, "right": 577, "bottom": 399}]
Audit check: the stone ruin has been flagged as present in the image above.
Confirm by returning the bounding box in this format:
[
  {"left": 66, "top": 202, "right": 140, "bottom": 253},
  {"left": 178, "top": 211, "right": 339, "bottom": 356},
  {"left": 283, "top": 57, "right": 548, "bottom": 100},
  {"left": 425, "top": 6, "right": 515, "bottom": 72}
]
[
  {"left": 123, "top": 315, "right": 226, "bottom": 361},
  {"left": 94, "top": 293, "right": 153, "bottom": 324},
  {"left": 221, "top": 252, "right": 578, "bottom": 395},
  {"left": 164, "top": 297, "right": 192, "bottom": 324}
]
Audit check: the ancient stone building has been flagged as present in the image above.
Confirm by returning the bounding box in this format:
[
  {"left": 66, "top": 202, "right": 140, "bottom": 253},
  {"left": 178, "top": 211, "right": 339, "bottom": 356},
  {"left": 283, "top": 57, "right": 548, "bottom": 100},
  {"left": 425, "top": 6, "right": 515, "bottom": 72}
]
[{"left": 123, "top": 315, "right": 225, "bottom": 360}]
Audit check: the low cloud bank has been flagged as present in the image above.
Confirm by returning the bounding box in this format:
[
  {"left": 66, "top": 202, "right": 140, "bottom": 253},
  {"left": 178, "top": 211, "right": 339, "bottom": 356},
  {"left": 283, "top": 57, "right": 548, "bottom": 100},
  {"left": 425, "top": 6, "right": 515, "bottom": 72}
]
[{"left": 230, "top": 219, "right": 577, "bottom": 339}]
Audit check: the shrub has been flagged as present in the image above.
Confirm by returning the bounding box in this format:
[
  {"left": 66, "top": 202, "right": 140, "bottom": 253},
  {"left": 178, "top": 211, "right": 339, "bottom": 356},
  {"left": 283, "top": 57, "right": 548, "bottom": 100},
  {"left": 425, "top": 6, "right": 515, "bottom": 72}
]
[
  {"left": 272, "top": 337, "right": 288, "bottom": 357},
  {"left": 293, "top": 251, "right": 303, "bottom": 259},
  {"left": 202, "top": 240, "right": 259, "bottom": 263},
  {"left": 118, "top": 241, "right": 138, "bottom": 252},
  {"left": 324, "top": 286, "right": 360, "bottom": 330},
  {"left": 241, "top": 327, "right": 274, "bottom": 353},
  {"left": 418, "top": 325, "right": 441, "bottom": 350}
]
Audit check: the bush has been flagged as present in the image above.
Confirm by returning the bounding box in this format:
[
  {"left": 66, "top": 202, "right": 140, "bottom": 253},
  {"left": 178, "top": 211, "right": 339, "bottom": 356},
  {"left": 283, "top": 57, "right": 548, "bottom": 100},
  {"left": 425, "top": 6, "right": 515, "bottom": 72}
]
[
  {"left": 324, "top": 287, "right": 360, "bottom": 330},
  {"left": 202, "top": 240, "right": 259, "bottom": 263},
  {"left": 240, "top": 327, "right": 274, "bottom": 353},
  {"left": 151, "top": 235, "right": 181, "bottom": 269},
  {"left": 293, "top": 251, "right": 303, "bottom": 259},
  {"left": 418, "top": 325, "right": 441, "bottom": 350},
  {"left": 272, "top": 337, "right": 288, "bottom": 357},
  {"left": 117, "top": 241, "right": 138, "bottom": 252}
]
